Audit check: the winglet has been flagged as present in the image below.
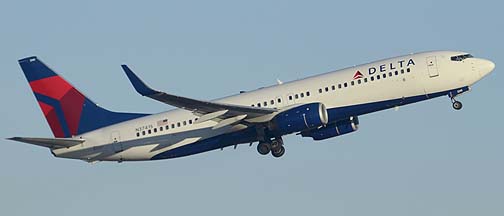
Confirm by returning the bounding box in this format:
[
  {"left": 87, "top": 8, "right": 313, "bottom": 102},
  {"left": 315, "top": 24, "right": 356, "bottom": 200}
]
[{"left": 121, "top": 65, "right": 159, "bottom": 96}]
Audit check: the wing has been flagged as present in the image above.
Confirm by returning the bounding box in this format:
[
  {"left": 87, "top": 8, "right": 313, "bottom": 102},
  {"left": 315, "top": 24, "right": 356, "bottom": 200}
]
[
  {"left": 121, "top": 65, "right": 278, "bottom": 121},
  {"left": 7, "top": 137, "right": 85, "bottom": 149}
]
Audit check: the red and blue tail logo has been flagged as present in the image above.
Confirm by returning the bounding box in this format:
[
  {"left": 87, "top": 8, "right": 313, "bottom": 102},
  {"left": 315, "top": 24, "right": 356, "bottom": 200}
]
[{"left": 18, "top": 57, "right": 147, "bottom": 138}]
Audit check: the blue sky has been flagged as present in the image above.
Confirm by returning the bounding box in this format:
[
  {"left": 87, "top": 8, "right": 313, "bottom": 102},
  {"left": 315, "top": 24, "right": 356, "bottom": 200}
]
[{"left": 0, "top": 0, "right": 502, "bottom": 215}]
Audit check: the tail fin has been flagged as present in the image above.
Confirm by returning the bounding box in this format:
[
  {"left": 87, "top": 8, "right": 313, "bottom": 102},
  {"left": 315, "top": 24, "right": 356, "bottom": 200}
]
[{"left": 18, "top": 56, "right": 148, "bottom": 138}]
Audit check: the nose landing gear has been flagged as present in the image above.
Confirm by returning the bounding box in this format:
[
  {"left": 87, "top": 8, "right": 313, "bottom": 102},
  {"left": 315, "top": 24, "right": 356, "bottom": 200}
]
[
  {"left": 448, "top": 87, "right": 470, "bottom": 111},
  {"left": 450, "top": 96, "right": 463, "bottom": 110},
  {"left": 452, "top": 100, "right": 463, "bottom": 110}
]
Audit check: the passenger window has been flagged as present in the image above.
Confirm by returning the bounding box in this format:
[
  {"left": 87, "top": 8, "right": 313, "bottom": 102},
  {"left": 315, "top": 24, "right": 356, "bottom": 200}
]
[
  {"left": 351, "top": 81, "right": 354, "bottom": 86},
  {"left": 389, "top": 72, "right": 392, "bottom": 77},
  {"left": 142, "top": 131, "right": 146, "bottom": 135},
  {"left": 160, "top": 127, "right": 163, "bottom": 131},
  {"left": 306, "top": 92, "right": 310, "bottom": 97},
  {"left": 148, "top": 129, "right": 152, "bottom": 134},
  {"left": 395, "top": 71, "right": 398, "bottom": 76},
  {"left": 338, "top": 84, "right": 342, "bottom": 89},
  {"left": 377, "top": 75, "right": 381, "bottom": 80},
  {"left": 270, "top": 100, "right": 274, "bottom": 105},
  {"left": 278, "top": 98, "right": 282, "bottom": 103},
  {"left": 257, "top": 103, "right": 261, "bottom": 107},
  {"left": 154, "top": 128, "right": 157, "bottom": 133},
  {"left": 288, "top": 95, "right": 293, "bottom": 100},
  {"left": 166, "top": 125, "right": 169, "bottom": 130},
  {"left": 300, "top": 93, "right": 304, "bottom": 97},
  {"left": 183, "top": 121, "right": 187, "bottom": 126},
  {"left": 136, "top": 132, "right": 140, "bottom": 137},
  {"left": 407, "top": 68, "right": 411, "bottom": 72},
  {"left": 177, "top": 122, "right": 181, "bottom": 127},
  {"left": 344, "top": 83, "right": 348, "bottom": 87},
  {"left": 319, "top": 89, "right": 322, "bottom": 93},
  {"left": 171, "top": 124, "right": 175, "bottom": 129},
  {"left": 357, "top": 79, "right": 361, "bottom": 84},
  {"left": 325, "top": 87, "right": 329, "bottom": 92},
  {"left": 382, "top": 74, "right": 386, "bottom": 78},
  {"left": 189, "top": 119, "right": 193, "bottom": 124},
  {"left": 331, "top": 85, "right": 335, "bottom": 90},
  {"left": 295, "top": 94, "right": 299, "bottom": 99},
  {"left": 263, "top": 102, "right": 267, "bottom": 106},
  {"left": 401, "top": 69, "right": 405, "bottom": 73},
  {"left": 251, "top": 104, "right": 255, "bottom": 107},
  {"left": 364, "top": 78, "right": 368, "bottom": 83},
  {"left": 371, "top": 76, "right": 374, "bottom": 81}
]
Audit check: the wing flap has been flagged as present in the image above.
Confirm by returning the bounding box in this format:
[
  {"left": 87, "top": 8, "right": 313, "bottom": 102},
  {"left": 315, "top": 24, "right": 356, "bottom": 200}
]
[
  {"left": 7, "top": 137, "right": 85, "bottom": 149},
  {"left": 212, "top": 114, "right": 248, "bottom": 129},
  {"left": 194, "top": 110, "right": 228, "bottom": 124}
]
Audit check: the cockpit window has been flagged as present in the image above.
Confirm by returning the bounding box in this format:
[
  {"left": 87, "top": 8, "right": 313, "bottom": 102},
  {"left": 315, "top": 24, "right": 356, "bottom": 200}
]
[{"left": 451, "top": 54, "right": 473, "bottom": 61}]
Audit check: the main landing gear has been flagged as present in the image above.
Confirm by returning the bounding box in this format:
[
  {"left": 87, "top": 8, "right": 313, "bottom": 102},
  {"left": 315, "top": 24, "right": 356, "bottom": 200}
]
[{"left": 257, "top": 137, "right": 285, "bottom": 158}]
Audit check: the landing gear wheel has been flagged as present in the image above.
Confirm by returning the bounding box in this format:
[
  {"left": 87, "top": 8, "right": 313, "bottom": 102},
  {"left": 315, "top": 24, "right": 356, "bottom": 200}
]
[
  {"left": 272, "top": 146, "right": 285, "bottom": 158},
  {"left": 452, "top": 101, "right": 463, "bottom": 110},
  {"left": 257, "top": 142, "right": 271, "bottom": 155},
  {"left": 270, "top": 139, "right": 281, "bottom": 150}
]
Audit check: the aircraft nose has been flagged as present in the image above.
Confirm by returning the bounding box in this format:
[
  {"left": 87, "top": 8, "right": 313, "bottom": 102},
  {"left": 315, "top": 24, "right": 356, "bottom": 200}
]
[{"left": 479, "top": 59, "right": 495, "bottom": 77}]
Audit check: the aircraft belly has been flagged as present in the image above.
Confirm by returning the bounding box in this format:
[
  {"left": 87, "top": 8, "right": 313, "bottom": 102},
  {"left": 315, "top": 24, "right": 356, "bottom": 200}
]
[{"left": 151, "top": 126, "right": 258, "bottom": 160}]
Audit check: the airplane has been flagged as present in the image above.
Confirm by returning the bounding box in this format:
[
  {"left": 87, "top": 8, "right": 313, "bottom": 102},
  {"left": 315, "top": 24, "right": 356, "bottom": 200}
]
[{"left": 7, "top": 51, "right": 495, "bottom": 162}]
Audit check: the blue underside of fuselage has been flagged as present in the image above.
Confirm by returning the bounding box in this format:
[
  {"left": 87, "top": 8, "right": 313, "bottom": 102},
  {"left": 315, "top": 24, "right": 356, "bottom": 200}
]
[{"left": 151, "top": 86, "right": 469, "bottom": 160}]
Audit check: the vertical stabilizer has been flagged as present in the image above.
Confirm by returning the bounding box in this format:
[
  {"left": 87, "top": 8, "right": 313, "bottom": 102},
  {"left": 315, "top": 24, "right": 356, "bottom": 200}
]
[{"left": 18, "top": 56, "right": 148, "bottom": 138}]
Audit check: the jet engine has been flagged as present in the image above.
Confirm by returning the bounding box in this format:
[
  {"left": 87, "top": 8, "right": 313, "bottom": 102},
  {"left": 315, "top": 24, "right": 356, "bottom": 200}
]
[
  {"left": 301, "top": 116, "right": 359, "bottom": 140},
  {"left": 270, "top": 103, "right": 328, "bottom": 135}
]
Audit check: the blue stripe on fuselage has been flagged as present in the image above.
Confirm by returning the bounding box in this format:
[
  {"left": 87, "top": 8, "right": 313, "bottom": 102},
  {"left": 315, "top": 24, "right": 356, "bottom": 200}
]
[
  {"left": 150, "top": 86, "right": 470, "bottom": 160},
  {"left": 326, "top": 87, "right": 469, "bottom": 122}
]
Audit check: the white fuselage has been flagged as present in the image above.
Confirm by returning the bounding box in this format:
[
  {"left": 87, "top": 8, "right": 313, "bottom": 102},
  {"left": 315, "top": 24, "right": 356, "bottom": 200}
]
[{"left": 51, "top": 51, "right": 494, "bottom": 162}]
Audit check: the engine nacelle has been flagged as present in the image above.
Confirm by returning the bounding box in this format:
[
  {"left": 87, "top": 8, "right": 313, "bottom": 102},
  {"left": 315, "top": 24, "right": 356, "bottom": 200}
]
[
  {"left": 301, "top": 116, "right": 359, "bottom": 140},
  {"left": 271, "top": 103, "right": 328, "bottom": 135}
]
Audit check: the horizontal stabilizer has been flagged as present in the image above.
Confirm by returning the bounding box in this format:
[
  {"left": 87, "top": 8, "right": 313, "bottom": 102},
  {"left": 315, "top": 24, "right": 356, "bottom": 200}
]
[{"left": 7, "top": 137, "right": 85, "bottom": 149}]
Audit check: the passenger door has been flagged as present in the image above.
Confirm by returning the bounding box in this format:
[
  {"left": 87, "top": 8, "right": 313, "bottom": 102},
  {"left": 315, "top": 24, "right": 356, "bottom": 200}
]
[{"left": 426, "top": 56, "right": 439, "bottom": 77}]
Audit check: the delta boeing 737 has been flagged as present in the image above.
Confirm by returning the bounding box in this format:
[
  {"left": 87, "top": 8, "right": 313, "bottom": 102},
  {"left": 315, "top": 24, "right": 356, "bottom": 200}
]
[{"left": 8, "top": 51, "right": 495, "bottom": 162}]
